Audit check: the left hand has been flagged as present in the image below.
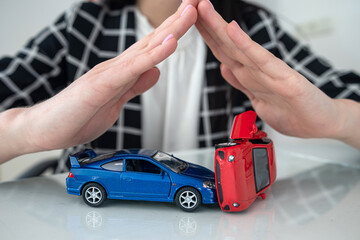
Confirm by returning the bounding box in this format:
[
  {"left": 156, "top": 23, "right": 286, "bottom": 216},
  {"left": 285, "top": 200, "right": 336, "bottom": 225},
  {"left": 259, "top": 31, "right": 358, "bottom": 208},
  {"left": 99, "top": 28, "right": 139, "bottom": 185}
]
[
  {"left": 0, "top": 1, "right": 199, "bottom": 163},
  {"left": 195, "top": 0, "right": 347, "bottom": 140}
]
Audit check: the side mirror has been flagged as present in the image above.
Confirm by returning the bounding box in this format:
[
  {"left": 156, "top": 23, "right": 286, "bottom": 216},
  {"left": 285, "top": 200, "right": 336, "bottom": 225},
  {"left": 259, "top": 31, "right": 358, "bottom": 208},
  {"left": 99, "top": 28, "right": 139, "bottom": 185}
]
[{"left": 161, "top": 170, "right": 168, "bottom": 177}]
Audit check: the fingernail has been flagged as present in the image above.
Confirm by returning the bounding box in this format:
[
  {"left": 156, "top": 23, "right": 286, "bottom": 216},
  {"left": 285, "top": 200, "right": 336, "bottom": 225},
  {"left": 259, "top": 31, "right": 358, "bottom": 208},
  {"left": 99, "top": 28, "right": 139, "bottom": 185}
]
[
  {"left": 162, "top": 34, "right": 174, "bottom": 45},
  {"left": 181, "top": 4, "right": 192, "bottom": 16},
  {"left": 207, "top": 0, "right": 214, "bottom": 9}
]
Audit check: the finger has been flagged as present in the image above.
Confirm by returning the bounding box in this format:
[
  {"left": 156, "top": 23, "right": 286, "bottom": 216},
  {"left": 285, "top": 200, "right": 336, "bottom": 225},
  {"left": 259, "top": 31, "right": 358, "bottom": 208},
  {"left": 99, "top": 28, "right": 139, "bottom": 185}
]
[
  {"left": 154, "top": 0, "right": 199, "bottom": 34},
  {"left": 227, "top": 21, "right": 294, "bottom": 80},
  {"left": 195, "top": 19, "right": 238, "bottom": 68},
  {"left": 133, "top": 2, "right": 198, "bottom": 52},
  {"left": 107, "top": 3, "right": 196, "bottom": 80},
  {"left": 197, "top": 0, "right": 256, "bottom": 68},
  {"left": 220, "top": 64, "right": 255, "bottom": 100},
  {"left": 72, "top": 33, "right": 176, "bottom": 115},
  {"left": 89, "top": 33, "right": 176, "bottom": 91},
  {"left": 156, "top": 4, "right": 197, "bottom": 45},
  {"left": 117, "top": 34, "right": 178, "bottom": 82},
  {"left": 71, "top": 1, "right": 195, "bottom": 115},
  {"left": 230, "top": 64, "right": 278, "bottom": 96}
]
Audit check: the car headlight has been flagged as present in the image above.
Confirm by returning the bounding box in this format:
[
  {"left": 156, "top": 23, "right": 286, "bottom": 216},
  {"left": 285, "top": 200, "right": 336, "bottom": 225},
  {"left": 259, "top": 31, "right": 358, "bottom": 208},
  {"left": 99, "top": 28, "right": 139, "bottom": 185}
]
[{"left": 203, "top": 181, "right": 216, "bottom": 189}]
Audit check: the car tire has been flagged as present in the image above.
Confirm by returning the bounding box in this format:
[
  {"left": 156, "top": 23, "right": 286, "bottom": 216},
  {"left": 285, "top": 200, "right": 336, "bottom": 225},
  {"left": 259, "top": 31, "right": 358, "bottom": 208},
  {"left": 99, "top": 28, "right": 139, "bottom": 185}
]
[
  {"left": 82, "top": 183, "right": 107, "bottom": 207},
  {"left": 175, "top": 187, "right": 201, "bottom": 212}
]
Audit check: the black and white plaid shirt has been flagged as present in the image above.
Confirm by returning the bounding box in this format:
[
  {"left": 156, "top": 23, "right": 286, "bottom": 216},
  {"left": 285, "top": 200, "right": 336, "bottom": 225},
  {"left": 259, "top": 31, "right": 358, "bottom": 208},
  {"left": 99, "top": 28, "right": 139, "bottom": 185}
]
[{"left": 1, "top": 1, "right": 359, "bottom": 171}]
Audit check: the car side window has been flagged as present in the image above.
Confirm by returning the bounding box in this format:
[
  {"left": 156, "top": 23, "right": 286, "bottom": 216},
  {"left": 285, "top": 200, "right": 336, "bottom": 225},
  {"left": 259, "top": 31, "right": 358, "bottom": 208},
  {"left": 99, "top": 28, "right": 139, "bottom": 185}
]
[
  {"left": 252, "top": 148, "right": 270, "bottom": 192},
  {"left": 126, "top": 159, "right": 161, "bottom": 174},
  {"left": 101, "top": 159, "right": 124, "bottom": 172}
]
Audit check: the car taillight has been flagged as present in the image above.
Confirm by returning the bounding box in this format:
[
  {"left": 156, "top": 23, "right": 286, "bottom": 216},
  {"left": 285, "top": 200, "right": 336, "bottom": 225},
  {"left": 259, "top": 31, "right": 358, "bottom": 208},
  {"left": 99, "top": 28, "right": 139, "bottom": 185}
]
[{"left": 68, "top": 172, "right": 75, "bottom": 178}]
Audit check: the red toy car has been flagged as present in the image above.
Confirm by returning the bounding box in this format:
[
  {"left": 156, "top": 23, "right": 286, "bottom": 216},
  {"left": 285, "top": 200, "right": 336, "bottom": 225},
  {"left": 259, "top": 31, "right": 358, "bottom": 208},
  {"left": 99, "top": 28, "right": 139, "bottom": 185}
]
[{"left": 214, "top": 111, "right": 276, "bottom": 212}]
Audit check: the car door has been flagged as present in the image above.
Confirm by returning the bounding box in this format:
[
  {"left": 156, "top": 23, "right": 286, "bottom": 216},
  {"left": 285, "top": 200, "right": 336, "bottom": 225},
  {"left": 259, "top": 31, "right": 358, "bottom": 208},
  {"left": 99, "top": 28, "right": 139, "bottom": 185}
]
[
  {"left": 100, "top": 159, "right": 124, "bottom": 197},
  {"left": 121, "top": 158, "right": 171, "bottom": 199}
]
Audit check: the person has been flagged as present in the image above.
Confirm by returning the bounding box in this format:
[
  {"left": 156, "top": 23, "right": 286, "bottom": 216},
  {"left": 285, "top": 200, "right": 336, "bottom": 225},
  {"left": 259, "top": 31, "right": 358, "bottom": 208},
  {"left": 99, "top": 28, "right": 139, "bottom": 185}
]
[{"left": 0, "top": 0, "right": 359, "bottom": 168}]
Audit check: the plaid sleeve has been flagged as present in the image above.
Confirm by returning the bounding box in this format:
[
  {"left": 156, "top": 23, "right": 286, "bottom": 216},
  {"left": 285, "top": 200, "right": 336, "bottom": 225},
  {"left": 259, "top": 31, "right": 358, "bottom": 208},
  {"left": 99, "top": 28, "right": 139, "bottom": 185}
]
[
  {"left": 241, "top": 9, "right": 360, "bottom": 102},
  {"left": 0, "top": 12, "right": 71, "bottom": 111}
]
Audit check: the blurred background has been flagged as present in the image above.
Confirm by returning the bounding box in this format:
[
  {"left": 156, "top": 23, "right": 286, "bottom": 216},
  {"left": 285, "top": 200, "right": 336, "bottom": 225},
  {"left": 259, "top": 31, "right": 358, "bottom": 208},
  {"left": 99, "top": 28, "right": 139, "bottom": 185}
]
[{"left": 0, "top": 0, "right": 359, "bottom": 181}]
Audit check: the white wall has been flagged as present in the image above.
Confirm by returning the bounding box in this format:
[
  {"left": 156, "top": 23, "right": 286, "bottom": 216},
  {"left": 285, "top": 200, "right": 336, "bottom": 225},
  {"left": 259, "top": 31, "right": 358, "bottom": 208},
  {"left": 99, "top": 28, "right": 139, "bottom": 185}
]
[
  {"left": 252, "top": 0, "right": 360, "bottom": 72},
  {"left": 0, "top": 0, "right": 79, "bottom": 56},
  {"left": 0, "top": 0, "right": 359, "bottom": 181}
]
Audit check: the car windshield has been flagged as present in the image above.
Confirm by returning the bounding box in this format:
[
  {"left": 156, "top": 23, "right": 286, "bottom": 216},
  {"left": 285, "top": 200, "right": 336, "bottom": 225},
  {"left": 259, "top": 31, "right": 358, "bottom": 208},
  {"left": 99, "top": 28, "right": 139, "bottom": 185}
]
[{"left": 152, "top": 151, "right": 188, "bottom": 173}]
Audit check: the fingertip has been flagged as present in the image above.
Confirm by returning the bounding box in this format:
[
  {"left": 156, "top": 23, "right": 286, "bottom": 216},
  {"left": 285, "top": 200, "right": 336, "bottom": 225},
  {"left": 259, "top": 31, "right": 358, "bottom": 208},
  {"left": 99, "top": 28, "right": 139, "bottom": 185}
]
[
  {"left": 178, "top": 1, "right": 197, "bottom": 17},
  {"left": 155, "top": 35, "right": 178, "bottom": 62},
  {"left": 197, "top": 0, "right": 210, "bottom": 15},
  {"left": 162, "top": 34, "right": 175, "bottom": 45},
  {"left": 206, "top": 0, "right": 214, "bottom": 9},
  {"left": 181, "top": 4, "right": 198, "bottom": 25},
  {"left": 162, "top": 35, "right": 178, "bottom": 53},
  {"left": 229, "top": 20, "right": 240, "bottom": 28},
  {"left": 227, "top": 20, "right": 242, "bottom": 37},
  {"left": 220, "top": 62, "right": 226, "bottom": 72},
  {"left": 181, "top": 0, "right": 200, "bottom": 8},
  {"left": 198, "top": 0, "right": 214, "bottom": 9},
  {"left": 181, "top": 5, "right": 192, "bottom": 17},
  {"left": 161, "top": 33, "right": 178, "bottom": 53},
  {"left": 134, "top": 67, "right": 161, "bottom": 95},
  {"left": 220, "top": 63, "right": 231, "bottom": 79},
  {"left": 149, "top": 67, "right": 161, "bottom": 84},
  {"left": 227, "top": 20, "right": 251, "bottom": 50},
  {"left": 152, "top": 66, "right": 160, "bottom": 75}
]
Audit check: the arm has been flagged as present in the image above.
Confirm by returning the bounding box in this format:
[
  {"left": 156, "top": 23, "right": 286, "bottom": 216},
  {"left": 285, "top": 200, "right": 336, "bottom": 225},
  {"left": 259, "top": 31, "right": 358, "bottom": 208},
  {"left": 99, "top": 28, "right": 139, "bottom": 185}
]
[
  {"left": 196, "top": 0, "right": 360, "bottom": 149},
  {"left": 0, "top": 0, "right": 199, "bottom": 164},
  {"left": 0, "top": 12, "right": 70, "bottom": 162},
  {"left": 0, "top": 108, "right": 33, "bottom": 162}
]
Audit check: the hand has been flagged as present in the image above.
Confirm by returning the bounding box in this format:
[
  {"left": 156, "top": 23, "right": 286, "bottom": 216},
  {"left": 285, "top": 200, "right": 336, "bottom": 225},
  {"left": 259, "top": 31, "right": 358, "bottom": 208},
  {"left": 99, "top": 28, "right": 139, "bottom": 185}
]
[
  {"left": 195, "top": 0, "right": 355, "bottom": 142},
  {"left": 0, "top": 0, "right": 199, "bottom": 162}
]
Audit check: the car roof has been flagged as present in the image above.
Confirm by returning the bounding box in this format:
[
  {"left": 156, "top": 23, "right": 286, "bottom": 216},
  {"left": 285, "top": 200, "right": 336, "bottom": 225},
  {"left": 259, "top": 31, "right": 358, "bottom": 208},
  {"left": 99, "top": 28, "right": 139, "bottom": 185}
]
[
  {"left": 80, "top": 149, "right": 158, "bottom": 166},
  {"left": 116, "top": 149, "right": 157, "bottom": 157}
]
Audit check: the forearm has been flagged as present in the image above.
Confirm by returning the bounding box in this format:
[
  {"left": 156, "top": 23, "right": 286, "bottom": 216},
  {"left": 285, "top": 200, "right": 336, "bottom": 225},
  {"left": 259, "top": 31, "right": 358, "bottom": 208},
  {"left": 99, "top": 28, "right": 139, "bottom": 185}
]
[
  {"left": 334, "top": 99, "right": 360, "bottom": 149},
  {"left": 0, "top": 108, "right": 37, "bottom": 164}
]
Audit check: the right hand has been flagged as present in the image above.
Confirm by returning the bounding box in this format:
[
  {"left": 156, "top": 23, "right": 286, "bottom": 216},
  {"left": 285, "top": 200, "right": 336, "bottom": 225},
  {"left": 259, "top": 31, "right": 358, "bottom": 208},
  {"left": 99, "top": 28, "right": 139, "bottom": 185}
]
[
  {"left": 195, "top": 0, "right": 353, "bottom": 141},
  {"left": 11, "top": 1, "right": 198, "bottom": 155}
]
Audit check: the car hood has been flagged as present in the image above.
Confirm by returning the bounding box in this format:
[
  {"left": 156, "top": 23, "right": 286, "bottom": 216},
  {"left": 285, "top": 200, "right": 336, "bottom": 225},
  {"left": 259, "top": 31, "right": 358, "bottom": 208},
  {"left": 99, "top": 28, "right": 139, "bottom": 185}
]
[{"left": 180, "top": 163, "right": 215, "bottom": 180}]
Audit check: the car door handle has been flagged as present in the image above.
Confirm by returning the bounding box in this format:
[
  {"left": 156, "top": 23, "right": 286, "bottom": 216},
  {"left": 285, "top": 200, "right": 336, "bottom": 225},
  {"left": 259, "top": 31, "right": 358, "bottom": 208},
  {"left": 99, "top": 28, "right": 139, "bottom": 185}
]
[{"left": 124, "top": 177, "right": 132, "bottom": 182}]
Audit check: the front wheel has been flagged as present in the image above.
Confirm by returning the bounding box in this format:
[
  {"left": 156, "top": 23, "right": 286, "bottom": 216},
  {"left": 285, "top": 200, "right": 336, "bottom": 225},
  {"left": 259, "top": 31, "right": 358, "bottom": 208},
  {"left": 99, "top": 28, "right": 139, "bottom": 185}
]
[
  {"left": 82, "top": 183, "right": 107, "bottom": 207},
  {"left": 175, "top": 187, "right": 201, "bottom": 212}
]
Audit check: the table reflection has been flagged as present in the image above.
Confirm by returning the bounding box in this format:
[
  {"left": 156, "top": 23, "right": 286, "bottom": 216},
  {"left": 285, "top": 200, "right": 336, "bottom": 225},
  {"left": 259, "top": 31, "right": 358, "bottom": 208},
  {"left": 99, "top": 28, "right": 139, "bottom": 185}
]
[{"left": 0, "top": 161, "right": 359, "bottom": 240}]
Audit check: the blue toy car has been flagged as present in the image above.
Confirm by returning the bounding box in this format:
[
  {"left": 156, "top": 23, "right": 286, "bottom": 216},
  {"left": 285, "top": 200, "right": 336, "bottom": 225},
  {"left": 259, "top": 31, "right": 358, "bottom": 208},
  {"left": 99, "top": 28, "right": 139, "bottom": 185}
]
[{"left": 66, "top": 149, "right": 217, "bottom": 211}]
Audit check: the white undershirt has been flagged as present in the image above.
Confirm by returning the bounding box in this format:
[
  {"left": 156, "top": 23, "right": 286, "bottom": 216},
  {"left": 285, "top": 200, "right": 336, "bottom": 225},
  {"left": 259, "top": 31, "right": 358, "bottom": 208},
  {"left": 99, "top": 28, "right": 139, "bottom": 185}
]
[{"left": 135, "top": 8, "right": 206, "bottom": 152}]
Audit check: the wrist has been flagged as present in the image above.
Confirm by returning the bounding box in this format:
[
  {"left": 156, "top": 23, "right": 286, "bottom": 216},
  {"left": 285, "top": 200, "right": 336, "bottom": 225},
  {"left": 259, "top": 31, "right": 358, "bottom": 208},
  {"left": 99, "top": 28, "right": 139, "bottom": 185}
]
[
  {"left": 0, "top": 108, "right": 38, "bottom": 163},
  {"left": 332, "top": 99, "right": 360, "bottom": 148}
]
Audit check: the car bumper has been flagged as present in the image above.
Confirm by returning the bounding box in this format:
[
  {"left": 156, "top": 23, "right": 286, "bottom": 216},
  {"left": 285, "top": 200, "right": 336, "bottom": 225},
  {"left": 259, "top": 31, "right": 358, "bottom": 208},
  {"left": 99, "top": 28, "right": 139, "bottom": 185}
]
[
  {"left": 66, "top": 177, "right": 83, "bottom": 196},
  {"left": 200, "top": 188, "right": 218, "bottom": 204}
]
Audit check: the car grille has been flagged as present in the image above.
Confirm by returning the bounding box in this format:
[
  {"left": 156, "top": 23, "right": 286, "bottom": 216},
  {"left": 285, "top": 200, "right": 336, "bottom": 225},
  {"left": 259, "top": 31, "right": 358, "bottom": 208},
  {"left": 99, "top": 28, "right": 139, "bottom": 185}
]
[{"left": 216, "top": 161, "right": 223, "bottom": 204}]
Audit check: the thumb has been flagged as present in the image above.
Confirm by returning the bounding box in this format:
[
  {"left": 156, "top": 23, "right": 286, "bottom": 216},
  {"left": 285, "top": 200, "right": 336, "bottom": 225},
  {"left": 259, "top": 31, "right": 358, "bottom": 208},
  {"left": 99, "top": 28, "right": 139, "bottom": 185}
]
[{"left": 119, "top": 67, "right": 160, "bottom": 104}]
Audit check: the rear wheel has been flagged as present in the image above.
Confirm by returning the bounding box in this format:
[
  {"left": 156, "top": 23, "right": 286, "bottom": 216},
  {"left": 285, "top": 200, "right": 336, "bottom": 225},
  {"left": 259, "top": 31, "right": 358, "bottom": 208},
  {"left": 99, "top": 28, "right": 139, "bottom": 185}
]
[
  {"left": 82, "top": 183, "right": 107, "bottom": 207},
  {"left": 175, "top": 187, "right": 201, "bottom": 212}
]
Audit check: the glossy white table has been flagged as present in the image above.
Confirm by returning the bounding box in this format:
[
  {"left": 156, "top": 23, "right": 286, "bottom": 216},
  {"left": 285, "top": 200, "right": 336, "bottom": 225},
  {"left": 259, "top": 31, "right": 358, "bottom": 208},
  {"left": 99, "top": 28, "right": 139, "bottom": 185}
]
[{"left": 1, "top": 143, "right": 360, "bottom": 240}]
